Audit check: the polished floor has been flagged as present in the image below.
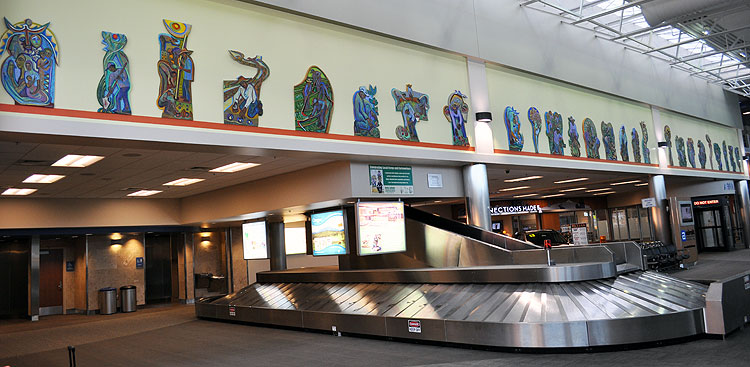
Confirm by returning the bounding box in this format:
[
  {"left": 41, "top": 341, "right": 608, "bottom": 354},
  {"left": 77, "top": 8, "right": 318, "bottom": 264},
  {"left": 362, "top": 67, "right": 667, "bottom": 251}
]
[{"left": 1, "top": 303, "right": 749, "bottom": 367}]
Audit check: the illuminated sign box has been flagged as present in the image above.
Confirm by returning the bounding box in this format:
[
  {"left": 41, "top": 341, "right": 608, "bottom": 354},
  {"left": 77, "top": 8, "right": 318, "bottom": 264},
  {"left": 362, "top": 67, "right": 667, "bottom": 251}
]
[
  {"left": 311, "top": 210, "right": 348, "bottom": 256},
  {"left": 356, "top": 202, "right": 406, "bottom": 256},
  {"left": 490, "top": 204, "right": 542, "bottom": 216},
  {"left": 242, "top": 221, "right": 269, "bottom": 259},
  {"left": 693, "top": 199, "right": 720, "bottom": 206}
]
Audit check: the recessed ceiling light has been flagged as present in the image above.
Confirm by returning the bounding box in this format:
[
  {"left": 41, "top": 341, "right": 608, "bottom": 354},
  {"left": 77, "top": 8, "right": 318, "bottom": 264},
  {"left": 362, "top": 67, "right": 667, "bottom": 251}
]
[
  {"left": 2, "top": 188, "right": 37, "bottom": 196},
  {"left": 52, "top": 154, "right": 104, "bottom": 167},
  {"left": 554, "top": 177, "right": 589, "bottom": 184},
  {"left": 163, "top": 178, "right": 205, "bottom": 186},
  {"left": 593, "top": 191, "right": 616, "bottom": 196},
  {"left": 540, "top": 193, "right": 565, "bottom": 198},
  {"left": 634, "top": 183, "right": 649, "bottom": 187},
  {"left": 127, "top": 190, "right": 162, "bottom": 197},
  {"left": 23, "top": 174, "right": 65, "bottom": 184},
  {"left": 559, "top": 187, "right": 587, "bottom": 192},
  {"left": 209, "top": 162, "right": 260, "bottom": 173},
  {"left": 513, "top": 193, "right": 537, "bottom": 198},
  {"left": 504, "top": 175, "right": 543, "bottom": 183},
  {"left": 610, "top": 180, "right": 641, "bottom": 186},
  {"left": 586, "top": 188, "right": 612, "bottom": 193},
  {"left": 499, "top": 186, "right": 531, "bottom": 192}
]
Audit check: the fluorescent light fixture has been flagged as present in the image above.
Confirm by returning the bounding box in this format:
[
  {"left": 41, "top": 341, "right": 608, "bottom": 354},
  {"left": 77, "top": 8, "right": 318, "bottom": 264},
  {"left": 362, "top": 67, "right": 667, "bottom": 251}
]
[
  {"left": 163, "top": 178, "right": 205, "bottom": 186},
  {"left": 513, "top": 193, "right": 538, "bottom": 198},
  {"left": 593, "top": 191, "right": 616, "bottom": 196},
  {"left": 553, "top": 177, "right": 589, "bottom": 184},
  {"left": 635, "top": 183, "right": 649, "bottom": 187},
  {"left": 743, "top": 111, "right": 749, "bottom": 115},
  {"left": 499, "top": 186, "right": 531, "bottom": 192},
  {"left": 504, "top": 176, "right": 543, "bottom": 183},
  {"left": 540, "top": 193, "right": 565, "bottom": 198},
  {"left": 52, "top": 154, "right": 104, "bottom": 167},
  {"left": 610, "top": 180, "right": 641, "bottom": 186},
  {"left": 127, "top": 190, "right": 162, "bottom": 197},
  {"left": 23, "top": 174, "right": 65, "bottom": 184},
  {"left": 2, "top": 188, "right": 37, "bottom": 196},
  {"left": 559, "top": 187, "right": 587, "bottom": 192},
  {"left": 209, "top": 162, "right": 260, "bottom": 173},
  {"left": 586, "top": 188, "right": 612, "bottom": 193}
]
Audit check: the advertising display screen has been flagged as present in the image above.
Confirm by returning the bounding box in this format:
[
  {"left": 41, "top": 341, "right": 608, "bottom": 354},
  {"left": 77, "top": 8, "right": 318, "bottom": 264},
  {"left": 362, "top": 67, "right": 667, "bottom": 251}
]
[
  {"left": 242, "top": 221, "right": 268, "bottom": 259},
  {"left": 285, "top": 226, "right": 307, "bottom": 255},
  {"left": 680, "top": 202, "right": 694, "bottom": 225},
  {"left": 311, "top": 210, "right": 347, "bottom": 256},
  {"left": 356, "top": 202, "right": 406, "bottom": 256}
]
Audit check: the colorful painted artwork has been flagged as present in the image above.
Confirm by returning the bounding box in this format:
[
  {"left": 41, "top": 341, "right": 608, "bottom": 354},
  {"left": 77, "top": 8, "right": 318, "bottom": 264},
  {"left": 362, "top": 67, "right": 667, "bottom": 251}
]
[
  {"left": 640, "top": 121, "right": 650, "bottom": 164},
  {"left": 504, "top": 106, "right": 524, "bottom": 151},
  {"left": 295, "top": 66, "right": 334, "bottom": 133},
  {"left": 391, "top": 84, "right": 429, "bottom": 142},
  {"left": 729, "top": 145, "right": 736, "bottom": 172},
  {"left": 713, "top": 143, "right": 723, "bottom": 171},
  {"left": 619, "top": 126, "right": 629, "bottom": 162},
  {"left": 96, "top": 31, "right": 130, "bottom": 114},
  {"left": 631, "top": 128, "right": 641, "bottom": 163},
  {"left": 698, "top": 140, "right": 707, "bottom": 169},
  {"left": 443, "top": 91, "right": 469, "bottom": 146},
  {"left": 664, "top": 126, "right": 673, "bottom": 166},
  {"left": 353, "top": 85, "right": 379, "bottom": 138},
  {"left": 527, "top": 107, "right": 542, "bottom": 153},
  {"left": 706, "top": 135, "right": 714, "bottom": 169},
  {"left": 675, "top": 136, "right": 686, "bottom": 167},
  {"left": 0, "top": 18, "right": 58, "bottom": 107},
  {"left": 735, "top": 147, "right": 742, "bottom": 173},
  {"left": 223, "top": 50, "right": 269, "bottom": 126},
  {"left": 687, "top": 138, "right": 696, "bottom": 168},
  {"left": 544, "top": 111, "right": 566, "bottom": 155},
  {"left": 568, "top": 117, "right": 580, "bottom": 157},
  {"left": 723, "top": 141, "right": 730, "bottom": 172},
  {"left": 601, "top": 121, "right": 616, "bottom": 161},
  {"left": 583, "top": 118, "right": 600, "bottom": 159},
  {"left": 157, "top": 19, "right": 194, "bottom": 120}
]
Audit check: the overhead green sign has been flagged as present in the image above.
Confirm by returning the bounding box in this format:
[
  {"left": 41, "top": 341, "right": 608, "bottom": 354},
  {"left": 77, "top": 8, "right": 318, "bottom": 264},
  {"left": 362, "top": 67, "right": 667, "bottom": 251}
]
[{"left": 368, "top": 165, "right": 413, "bottom": 195}]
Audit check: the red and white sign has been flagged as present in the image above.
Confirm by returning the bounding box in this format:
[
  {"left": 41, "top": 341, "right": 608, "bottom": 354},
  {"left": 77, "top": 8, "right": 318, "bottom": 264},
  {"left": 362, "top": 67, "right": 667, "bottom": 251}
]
[
  {"left": 693, "top": 199, "right": 719, "bottom": 206},
  {"left": 408, "top": 320, "right": 421, "bottom": 333},
  {"left": 229, "top": 307, "right": 236, "bottom": 317}
]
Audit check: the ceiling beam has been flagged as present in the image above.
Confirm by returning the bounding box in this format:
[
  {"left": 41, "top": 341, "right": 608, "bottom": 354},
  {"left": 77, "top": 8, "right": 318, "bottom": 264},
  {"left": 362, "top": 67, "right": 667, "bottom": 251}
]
[
  {"left": 571, "top": 0, "right": 656, "bottom": 25},
  {"left": 645, "top": 24, "right": 750, "bottom": 54}
]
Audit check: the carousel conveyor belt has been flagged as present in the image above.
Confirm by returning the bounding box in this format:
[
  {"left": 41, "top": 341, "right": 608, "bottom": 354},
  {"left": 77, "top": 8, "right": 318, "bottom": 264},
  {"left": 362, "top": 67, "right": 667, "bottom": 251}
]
[{"left": 196, "top": 270, "right": 708, "bottom": 348}]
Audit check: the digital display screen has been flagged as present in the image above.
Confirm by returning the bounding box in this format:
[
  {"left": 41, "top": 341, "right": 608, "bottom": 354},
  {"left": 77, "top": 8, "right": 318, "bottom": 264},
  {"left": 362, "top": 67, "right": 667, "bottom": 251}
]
[
  {"left": 356, "top": 202, "right": 406, "bottom": 256},
  {"left": 242, "top": 221, "right": 268, "bottom": 259},
  {"left": 285, "top": 226, "right": 307, "bottom": 255},
  {"left": 680, "top": 203, "right": 694, "bottom": 224},
  {"left": 311, "top": 210, "right": 347, "bottom": 256}
]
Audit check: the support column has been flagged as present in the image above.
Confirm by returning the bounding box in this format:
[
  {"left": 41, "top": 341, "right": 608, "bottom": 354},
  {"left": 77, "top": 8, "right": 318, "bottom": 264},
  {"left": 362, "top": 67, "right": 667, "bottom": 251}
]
[
  {"left": 466, "top": 57, "right": 494, "bottom": 155},
  {"left": 735, "top": 180, "right": 750, "bottom": 249},
  {"left": 649, "top": 175, "right": 672, "bottom": 245},
  {"left": 268, "top": 221, "right": 287, "bottom": 271},
  {"left": 29, "top": 235, "right": 40, "bottom": 321},
  {"left": 462, "top": 164, "right": 491, "bottom": 231}
]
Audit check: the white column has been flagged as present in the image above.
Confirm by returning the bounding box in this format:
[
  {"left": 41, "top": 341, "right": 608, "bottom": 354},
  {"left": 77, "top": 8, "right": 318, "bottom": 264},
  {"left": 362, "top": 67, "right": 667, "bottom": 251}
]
[
  {"left": 462, "top": 164, "right": 491, "bottom": 230},
  {"left": 466, "top": 57, "right": 494, "bottom": 154}
]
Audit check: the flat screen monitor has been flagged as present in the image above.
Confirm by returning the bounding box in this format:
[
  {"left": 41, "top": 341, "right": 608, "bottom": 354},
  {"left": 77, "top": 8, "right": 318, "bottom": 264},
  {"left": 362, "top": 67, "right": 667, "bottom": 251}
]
[
  {"left": 311, "top": 210, "right": 348, "bottom": 256},
  {"left": 679, "top": 201, "right": 694, "bottom": 225},
  {"left": 356, "top": 201, "right": 406, "bottom": 256},
  {"left": 242, "top": 221, "right": 268, "bottom": 259},
  {"left": 285, "top": 226, "right": 307, "bottom": 255}
]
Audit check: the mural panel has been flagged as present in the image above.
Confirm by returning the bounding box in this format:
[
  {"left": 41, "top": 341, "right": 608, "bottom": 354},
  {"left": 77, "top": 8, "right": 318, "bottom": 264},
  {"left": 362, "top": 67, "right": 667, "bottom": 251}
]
[
  {"left": 568, "top": 117, "right": 580, "bottom": 157},
  {"left": 353, "top": 85, "right": 379, "bottom": 138},
  {"left": 528, "top": 107, "right": 542, "bottom": 153},
  {"left": 294, "top": 66, "right": 334, "bottom": 133},
  {"left": 96, "top": 31, "right": 130, "bottom": 114},
  {"left": 156, "top": 19, "right": 194, "bottom": 120},
  {"left": 223, "top": 50, "right": 269, "bottom": 126},
  {"left": 0, "top": 18, "right": 58, "bottom": 107},
  {"left": 391, "top": 84, "right": 429, "bottom": 142},
  {"left": 443, "top": 91, "right": 469, "bottom": 146},
  {"left": 505, "top": 106, "right": 524, "bottom": 151}
]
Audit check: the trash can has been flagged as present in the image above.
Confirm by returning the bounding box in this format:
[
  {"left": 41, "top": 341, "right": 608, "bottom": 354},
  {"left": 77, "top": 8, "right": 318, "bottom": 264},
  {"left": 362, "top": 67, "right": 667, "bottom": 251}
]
[
  {"left": 98, "top": 287, "right": 117, "bottom": 315},
  {"left": 120, "top": 285, "right": 137, "bottom": 313}
]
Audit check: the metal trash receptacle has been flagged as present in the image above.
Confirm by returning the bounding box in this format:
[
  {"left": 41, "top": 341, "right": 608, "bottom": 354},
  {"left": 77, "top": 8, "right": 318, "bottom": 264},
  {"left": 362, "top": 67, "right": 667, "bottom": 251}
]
[
  {"left": 98, "top": 287, "right": 117, "bottom": 315},
  {"left": 120, "top": 285, "right": 137, "bottom": 313}
]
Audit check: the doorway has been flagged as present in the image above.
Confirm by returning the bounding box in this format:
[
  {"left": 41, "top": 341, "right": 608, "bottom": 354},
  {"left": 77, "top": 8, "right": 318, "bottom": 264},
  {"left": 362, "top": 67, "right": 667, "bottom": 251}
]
[
  {"left": 695, "top": 207, "right": 731, "bottom": 251},
  {"left": 0, "top": 237, "right": 29, "bottom": 319},
  {"left": 145, "top": 233, "right": 172, "bottom": 304},
  {"left": 39, "top": 248, "right": 63, "bottom": 316}
]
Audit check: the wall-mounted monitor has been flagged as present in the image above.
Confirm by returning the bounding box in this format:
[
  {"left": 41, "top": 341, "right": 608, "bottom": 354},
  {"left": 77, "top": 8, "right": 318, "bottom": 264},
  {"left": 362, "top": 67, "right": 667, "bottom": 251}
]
[
  {"left": 356, "top": 201, "right": 406, "bottom": 256},
  {"left": 678, "top": 201, "right": 695, "bottom": 226},
  {"left": 285, "top": 226, "right": 307, "bottom": 255},
  {"left": 310, "top": 210, "right": 348, "bottom": 256},
  {"left": 242, "top": 221, "right": 269, "bottom": 259}
]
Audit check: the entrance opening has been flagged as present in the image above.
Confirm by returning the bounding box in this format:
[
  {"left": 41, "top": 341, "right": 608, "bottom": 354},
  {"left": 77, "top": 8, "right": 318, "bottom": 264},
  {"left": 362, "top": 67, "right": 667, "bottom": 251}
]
[
  {"left": 145, "top": 233, "right": 173, "bottom": 304},
  {"left": 0, "top": 237, "right": 29, "bottom": 319}
]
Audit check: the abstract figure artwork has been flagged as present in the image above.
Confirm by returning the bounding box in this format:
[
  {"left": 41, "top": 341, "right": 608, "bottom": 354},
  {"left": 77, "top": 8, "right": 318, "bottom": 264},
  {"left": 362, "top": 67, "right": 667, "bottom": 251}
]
[
  {"left": 735, "top": 147, "right": 742, "bottom": 173},
  {"left": 713, "top": 143, "right": 723, "bottom": 171},
  {"left": 729, "top": 145, "right": 736, "bottom": 172},
  {"left": 675, "top": 136, "right": 686, "bottom": 167},
  {"left": 391, "top": 84, "right": 429, "bottom": 142},
  {"left": 619, "top": 126, "right": 629, "bottom": 162},
  {"left": 96, "top": 31, "right": 129, "bottom": 114},
  {"left": 157, "top": 19, "right": 194, "bottom": 120},
  {"left": 687, "top": 138, "right": 696, "bottom": 168},
  {"left": 601, "top": 121, "right": 616, "bottom": 161},
  {"left": 0, "top": 18, "right": 58, "bottom": 107},
  {"left": 640, "top": 121, "right": 650, "bottom": 164},
  {"left": 353, "top": 85, "right": 379, "bottom": 138},
  {"left": 723, "top": 141, "right": 730, "bottom": 172},
  {"left": 631, "top": 128, "right": 641, "bottom": 163},
  {"left": 583, "top": 118, "right": 600, "bottom": 159},
  {"left": 443, "top": 91, "right": 469, "bottom": 146},
  {"left": 706, "top": 135, "right": 714, "bottom": 169},
  {"left": 504, "top": 107, "right": 524, "bottom": 151},
  {"left": 295, "top": 66, "right": 334, "bottom": 133},
  {"left": 527, "top": 107, "right": 542, "bottom": 153},
  {"left": 544, "top": 111, "right": 566, "bottom": 155},
  {"left": 223, "top": 50, "right": 269, "bottom": 126},
  {"left": 664, "top": 126, "right": 673, "bottom": 166},
  {"left": 697, "top": 140, "right": 707, "bottom": 169},
  {"left": 568, "top": 117, "right": 580, "bottom": 157}
]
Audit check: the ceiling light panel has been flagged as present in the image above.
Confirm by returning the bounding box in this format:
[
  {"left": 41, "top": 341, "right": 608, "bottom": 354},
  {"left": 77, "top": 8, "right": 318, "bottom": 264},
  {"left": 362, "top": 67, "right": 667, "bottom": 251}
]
[
  {"left": 163, "top": 178, "right": 205, "bottom": 186},
  {"left": 504, "top": 175, "right": 543, "bottom": 183},
  {"left": 52, "top": 154, "right": 104, "bottom": 167},
  {"left": 499, "top": 186, "right": 531, "bottom": 192},
  {"left": 127, "top": 190, "right": 162, "bottom": 197},
  {"left": 553, "top": 177, "right": 589, "bottom": 184},
  {"left": 540, "top": 193, "right": 565, "bottom": 198},
  {"left": 586, "top": 188, "right": 612, "bottom": 193},
  {"left": 610, "top": 180, "right": 641, "bottom": 186},
  {"left": 2, "top": 188, "right": 37, "bottom": 196},
  {"left": 559, "top": 187, "right": 587, "bottom": 193},
  {"left": 634, "top": 183, "right": 649, "bottom": 187},
  {"left": 594, "top": 191, "right": 617, "bottom": 196},
  {"left": 23, "top": 174, "right": 65, "bottom": 184},
  {"left": 209, "top": 162, "right": 260, "bottom": 173},
  {"left": 513, "top": 193, "right": 538, "bottom": 198}
]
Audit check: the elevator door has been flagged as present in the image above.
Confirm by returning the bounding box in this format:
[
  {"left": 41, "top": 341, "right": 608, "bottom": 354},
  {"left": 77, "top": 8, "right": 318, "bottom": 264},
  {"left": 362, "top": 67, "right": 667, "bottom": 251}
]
[
  {"left": 696, "top": 209, "right": 727, "bottom": 251},
  {"left": 145, "top": 233, "right": 172, "bottom": 304},
  {"left": 39, "top": 249, "right": 63, "bottom": 316}
]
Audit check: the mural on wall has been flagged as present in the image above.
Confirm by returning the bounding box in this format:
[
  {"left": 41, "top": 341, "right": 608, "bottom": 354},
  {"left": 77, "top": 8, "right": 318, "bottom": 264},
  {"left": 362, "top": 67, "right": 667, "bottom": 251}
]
[
  {"left": 729, "top": 144, "right": 737, "bottom": 172},
  {"left": 687, "top": 138, "right": 696, "bottom": 168},
  {"left": 156, "top": 19, "right": 194, "bottom": 120},
  {"left": 294, "top": 66, "right": 334, "bottom": 133},
  {"left": 504, "top": 106, "right": 524, "bottom": 151},
  {"left": 353, "top": 85, "right": 379, "bottom": 138},
  {"left": 392, "top": 84, "right": 429, "bottom": 142},
  {"left": 640, "top": 121, "right": 650, "bottom": 164},
  {"left": 223, "top": 50, "right": 269, "bottom": 126},
  {"left": 698, "top": 140, "right": 707, "bottom": 169},
  {"left": 735, "top": 147, "right": 742, "bottom": 173},
  {"left": 583, "top": 118, "right": 600, "bottom": 159},
  {"left": 723, "top": 141, "right": 730, "bottom": 172},
  {"left": 713, "top": 142, "right": 723, "bottom": 171},
  {"left": 664, "top": 126, "right": 673, "bottom": 166},
  {"left": 601, "top": 122, "right": 616, "bottom": 161},
  {"left": 96, "top": 31, "right": 130, "bottom": 115},
  {"left": 675, "top": 136, "right": 686, "bottom": 167},
  {"left": 443, "top": 91, "right": 469, "bottom": 146},
  {"left": 527, "top": 107, "right": 542, "bottom": 153},
  {"left": 706, "top": 135, "right": 714, "bottom": 169},
  {"left": 544, "top": 111, "right": 566, "bottom": 155},
  {"left": 568, "top": 117, "right": 580, "bottom": 157},
  {"left": 631, "top": 128, "right": 641, "bottom": 163},
  {"left": 0, "top": 18, "right": 59, "bottom": 107},
  {"left": 619, "top": 126, "right": 629, "bottom": 162}
]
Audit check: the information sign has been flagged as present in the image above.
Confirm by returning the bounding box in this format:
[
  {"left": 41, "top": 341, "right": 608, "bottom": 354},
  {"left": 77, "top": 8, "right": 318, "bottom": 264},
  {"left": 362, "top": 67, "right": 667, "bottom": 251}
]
[
  {"left": 357, "top": 202, "right": 406, "bottom": 256},
  {"left": 66, "top": 261, "right": 75, "bottom": 272},
  {"left": 369, "top": 165, "right": 413, "bottom": 195},
  {"left": 242, "top": 221, "right": 268, "bottom": 259},
  {"left": 408, "top": 320, "right": 422, "bottom": 333},
  {"left": 571, "top": 223, "right": 588, "bottom": 245},
  {"left": 311, "top": 210, "right": 348, "bottom": 256},
  {"left": 427, "top": 173, "right": 443, "bottom": 188},
  {"left": 641, "top": 197, "right": 657, "bottom": 208},
  {"left": 135, "top": 257, "right": 144, "bottom": 269}
]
